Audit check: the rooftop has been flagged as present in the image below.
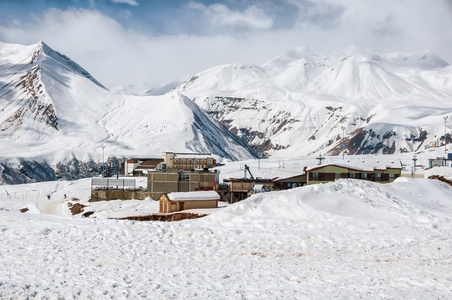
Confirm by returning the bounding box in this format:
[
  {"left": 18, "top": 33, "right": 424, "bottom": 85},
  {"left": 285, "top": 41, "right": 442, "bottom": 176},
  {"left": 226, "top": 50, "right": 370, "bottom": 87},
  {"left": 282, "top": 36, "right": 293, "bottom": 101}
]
[{"left": 167, "top": 191, "right": 220, "bottom": 201}]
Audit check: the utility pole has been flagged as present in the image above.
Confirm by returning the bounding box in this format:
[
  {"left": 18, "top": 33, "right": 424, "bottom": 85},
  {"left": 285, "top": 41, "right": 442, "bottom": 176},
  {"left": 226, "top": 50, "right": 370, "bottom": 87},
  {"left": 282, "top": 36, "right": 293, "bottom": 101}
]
[
  {"left": 316, "top": 154, "right": 325, "bottom": 166},
  {"left": 258, "top": 152, "right": 261, "bottom": 170},
  {"left": 341, "top": 126, "right": 346, "bottom": 160},
  {"left": 101, "top": 145, "right": 106, "bottom": 178},
  {"left": 444, "top": 116, "right": 448, "bottom": 156}
]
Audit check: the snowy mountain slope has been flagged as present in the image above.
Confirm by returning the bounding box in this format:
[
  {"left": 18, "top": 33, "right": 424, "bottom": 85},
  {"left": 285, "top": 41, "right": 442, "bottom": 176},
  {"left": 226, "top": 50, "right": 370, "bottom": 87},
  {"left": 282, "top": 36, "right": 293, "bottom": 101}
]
[
  {"left": 178, "top": 45, "right": 452, "bottom": 158},
  {"left": 99, "top": 92, "right": 255, "bottom": 160},
  {"left": 111, "top": 79, "right": 182, "bottom": 96},
  {"left": 0, "top": 41, "right": 255, "bottom": 178}
]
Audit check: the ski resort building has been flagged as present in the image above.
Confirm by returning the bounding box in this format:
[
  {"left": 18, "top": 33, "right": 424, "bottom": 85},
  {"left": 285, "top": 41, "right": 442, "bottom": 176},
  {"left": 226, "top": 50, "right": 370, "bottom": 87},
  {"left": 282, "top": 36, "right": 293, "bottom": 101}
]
[
  {"left": 122, "top": 158, "right": 164, "bottom": 176},
  {"left": 91, "top": 167, "right": 218, "bottom": 201},
  {"left": 273, "top": 163, "right": 402, "bottom": 189},
  {"left": 122, "top": 153, "right": 217, "bottom": 176},
  {"left": 158, "top": 191, "right": 220, "bottom": 213},
  {"left": 162, "top": 152, "right": 216, "bottom": 171},
  {"left": 147, "top": 168, "right": 218, "bottom": 200},
  {"left": 220, "top": 178, "right": 275, "bottom": 203}
]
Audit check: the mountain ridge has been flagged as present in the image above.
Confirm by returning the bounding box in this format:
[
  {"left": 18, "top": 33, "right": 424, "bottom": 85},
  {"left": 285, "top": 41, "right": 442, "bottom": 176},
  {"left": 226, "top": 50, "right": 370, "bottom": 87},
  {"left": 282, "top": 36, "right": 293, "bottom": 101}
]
[
  {"left": 1, "top": 41, "right": 452, "bottom": 185},
  {"left": 177, "top": 45, "right": 452, "bottom": 157},
  {"left": 0, "top": 41, "right": 256, "bottom": 171}
]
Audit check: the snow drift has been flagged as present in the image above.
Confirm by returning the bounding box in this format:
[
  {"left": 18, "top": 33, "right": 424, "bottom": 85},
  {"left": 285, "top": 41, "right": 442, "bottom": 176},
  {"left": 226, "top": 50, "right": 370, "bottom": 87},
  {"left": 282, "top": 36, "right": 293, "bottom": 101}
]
[{"left": 1, "top": 172, "right": 452, "bottom": 298}]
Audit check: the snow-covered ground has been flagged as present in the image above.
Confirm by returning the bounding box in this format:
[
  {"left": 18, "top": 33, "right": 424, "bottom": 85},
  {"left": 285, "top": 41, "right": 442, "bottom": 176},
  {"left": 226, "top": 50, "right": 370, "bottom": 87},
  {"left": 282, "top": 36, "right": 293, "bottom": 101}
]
[{"left": 1, "top": 159, "right": 452, "bottom": 298}]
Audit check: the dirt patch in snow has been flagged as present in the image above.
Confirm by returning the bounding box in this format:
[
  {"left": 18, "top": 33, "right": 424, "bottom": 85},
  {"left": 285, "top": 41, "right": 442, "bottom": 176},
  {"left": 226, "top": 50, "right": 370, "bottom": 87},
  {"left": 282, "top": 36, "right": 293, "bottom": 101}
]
[
  {"left": 68, "top": 203, "right": 87, "bottom": 215},
  {"left": 82, "top": 211, "right": 94, "bottom": 218},
  {"left": 428, "top": 175, "right": 452, "bottom": 187},
  {"left": 19, "top": 207, "right": 29, "bottom": 213},
  {"left": 118, "top": 213, "right": 207, "bottom": 222}
]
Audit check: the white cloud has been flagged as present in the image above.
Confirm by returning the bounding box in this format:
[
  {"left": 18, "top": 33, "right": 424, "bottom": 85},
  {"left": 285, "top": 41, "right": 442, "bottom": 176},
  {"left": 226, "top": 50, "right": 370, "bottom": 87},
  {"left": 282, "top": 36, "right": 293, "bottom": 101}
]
[
  {"left": 0, "top": 1, "right": 450, "bottom": 89},
  {"left": 0, "top": 8, "right": 150, "bottom": 87},
  {"left": 270, "top": 0, "right": 452, "bottom": 63},
  {"left": 111, "top": 0, "right": 139, "bottom": 6},
  {"left": 0, "top": 7, "right": 280, "bottom": 88},
  {"left": 187, "top": 2, "right": 274, "bottom": 31}
]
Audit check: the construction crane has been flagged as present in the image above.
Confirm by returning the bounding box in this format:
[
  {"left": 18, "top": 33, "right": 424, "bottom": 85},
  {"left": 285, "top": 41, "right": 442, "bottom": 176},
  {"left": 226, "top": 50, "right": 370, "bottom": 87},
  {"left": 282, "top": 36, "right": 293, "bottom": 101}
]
[{"left": 244, "top": 164, "right": 255, "bottom": 181}]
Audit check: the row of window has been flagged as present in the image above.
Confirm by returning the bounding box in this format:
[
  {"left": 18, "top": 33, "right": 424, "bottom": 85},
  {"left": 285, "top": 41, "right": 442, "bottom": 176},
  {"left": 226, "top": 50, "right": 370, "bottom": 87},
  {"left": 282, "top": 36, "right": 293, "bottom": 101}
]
[
  {"left": 311, "top": 172, "right": 397, "bottom": 179},
  {"left": 174, "top": 159, "right": 213, "bottom": 164},
  {"left": 174, "top": 165, "right": 207, "bottom": 169}
]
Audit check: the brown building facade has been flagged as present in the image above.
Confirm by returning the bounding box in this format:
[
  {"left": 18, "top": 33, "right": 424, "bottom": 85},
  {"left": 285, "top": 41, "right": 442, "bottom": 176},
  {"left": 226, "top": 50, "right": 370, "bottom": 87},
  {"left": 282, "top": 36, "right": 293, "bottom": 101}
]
[
  {"left": 158, "top": 191, "right": 220, "bottom": 213},
  {"left": 162, "top": 152, "right": 216, "bottom": 171},
  {"left": 147, "top": 168, "right": 218, "bottom": 200}
]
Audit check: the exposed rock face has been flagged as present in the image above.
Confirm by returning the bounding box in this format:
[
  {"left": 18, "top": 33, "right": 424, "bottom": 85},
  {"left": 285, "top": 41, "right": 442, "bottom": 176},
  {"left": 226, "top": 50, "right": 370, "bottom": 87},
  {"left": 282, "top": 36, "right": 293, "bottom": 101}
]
[
  {"left": 178, "top": 46, "right": 452, "bottom": 158},
  {"left": 205, "top": 96, "right": 298, "bottom": 154},
  {"left": 1, "top": 45, "right": 58, "bottom": 135}
]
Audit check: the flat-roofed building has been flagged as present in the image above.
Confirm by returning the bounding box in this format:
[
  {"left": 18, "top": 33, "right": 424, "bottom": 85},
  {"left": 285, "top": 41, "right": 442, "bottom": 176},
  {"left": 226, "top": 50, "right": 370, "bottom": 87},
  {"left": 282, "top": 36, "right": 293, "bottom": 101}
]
[
  {"left": 274, "top": 163, "right": 402, "bottom": 189},
  {"left": 147, "top": 168, "right": 218, "bottom": 200},
  {"left": 162, "top": 152, "right": 216, "bottom": 171},
  {"left": 158, "top": 191, "right": 220, "bottom": 213}
]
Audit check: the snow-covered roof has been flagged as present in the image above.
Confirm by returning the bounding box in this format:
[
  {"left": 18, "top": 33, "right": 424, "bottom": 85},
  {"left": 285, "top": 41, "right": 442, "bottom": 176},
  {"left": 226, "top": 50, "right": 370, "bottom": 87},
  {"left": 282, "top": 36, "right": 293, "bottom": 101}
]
[
  {"left": 253, "top": 184, "right": 264, "bottom": 191},
  {"left": 273, "top": 174, "right": 306, "bottom": 182},
  {"left": 167, "top": 191, "right": 220, "bottom": 201},
  {"left": 307, "top": 162, "right": 401, "bottom": 173},
  {"left": 174, "top": 154, "right": 213, "bottom": 159},
  {"left": 274, "top": 162, "right": 402, "bottom": 181}
]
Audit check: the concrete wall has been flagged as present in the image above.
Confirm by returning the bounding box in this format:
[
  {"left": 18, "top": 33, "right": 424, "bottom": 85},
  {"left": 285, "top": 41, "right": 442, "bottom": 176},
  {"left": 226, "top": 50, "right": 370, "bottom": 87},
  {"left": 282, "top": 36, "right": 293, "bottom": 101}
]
[
  {"left": 90, "top": 190, "right": 151, "bottom": 202},
  {"left": 230, "top": 181, "right": 253, "bottom": 192}
]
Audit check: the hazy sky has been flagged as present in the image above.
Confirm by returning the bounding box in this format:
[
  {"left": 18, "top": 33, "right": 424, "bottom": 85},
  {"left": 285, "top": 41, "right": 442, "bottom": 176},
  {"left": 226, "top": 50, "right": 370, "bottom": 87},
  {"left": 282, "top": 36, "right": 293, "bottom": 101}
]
[{"left": 1, "top": 0, "right": 451, "bottom": 88}]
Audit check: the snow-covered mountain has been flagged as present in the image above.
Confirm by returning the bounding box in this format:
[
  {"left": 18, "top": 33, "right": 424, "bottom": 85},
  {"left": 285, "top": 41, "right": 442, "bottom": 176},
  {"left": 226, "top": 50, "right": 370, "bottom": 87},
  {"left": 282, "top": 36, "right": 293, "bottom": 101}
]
[
  {"left": 177, "top": 44, "right": 452, "bottom": 158},
  {"left": 2, "top": 41, "right": 452, "bottom": 183},
  {"left": 0, "top": 41, "right": 255, "bottom": 183}
]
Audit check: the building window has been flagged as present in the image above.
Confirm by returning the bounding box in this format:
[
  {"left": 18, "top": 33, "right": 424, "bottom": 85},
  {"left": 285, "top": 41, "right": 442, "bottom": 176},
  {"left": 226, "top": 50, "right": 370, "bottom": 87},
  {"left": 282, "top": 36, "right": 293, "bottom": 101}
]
[
  {"left": 181, "top": 165, "right": 186, "bottom": 169},
  {"left": 174, "top": 165, "right": 179, "bottom": 168},
  {"left": 201, "top": 160, "right": 206, "bottom": 163},
  {"left": 175, "top": 159, "right": 179, "bottom": 163},
  {"left": 376, "top": 173, "right": 382, "bottom": 178},
  {"left": 349, "top": 173, "right": 356, "bottom": 178},
  {"left": 188, "top": 159, "right": 192, "bottom": 164},
  {"left": 389, "top": 174, "right": 395, "bottom": 179},
  {"left": 180, "top": 174, "right": 189, "bottom": 181},
  {"left": 207, "top": 159, "right": 212, "bottom": 164},
  {"left": 362, "top": 173, "right": 367, "bottom": 179},
  {"left": 335, "top": 173, "right": 341, "bottom": 179}
]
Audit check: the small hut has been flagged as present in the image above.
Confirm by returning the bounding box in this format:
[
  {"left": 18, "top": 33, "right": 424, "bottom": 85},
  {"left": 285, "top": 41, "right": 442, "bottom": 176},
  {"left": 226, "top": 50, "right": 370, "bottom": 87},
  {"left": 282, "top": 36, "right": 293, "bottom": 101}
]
[{"left": 158, "top": 191, "right": 220, "bottom": 213}]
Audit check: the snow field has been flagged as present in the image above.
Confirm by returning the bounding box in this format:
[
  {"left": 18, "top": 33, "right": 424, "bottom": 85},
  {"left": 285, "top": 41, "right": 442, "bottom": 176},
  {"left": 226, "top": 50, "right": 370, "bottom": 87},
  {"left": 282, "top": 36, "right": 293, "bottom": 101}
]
[{"left": 1, "top": 170, "right": 452, "bottom": 298}]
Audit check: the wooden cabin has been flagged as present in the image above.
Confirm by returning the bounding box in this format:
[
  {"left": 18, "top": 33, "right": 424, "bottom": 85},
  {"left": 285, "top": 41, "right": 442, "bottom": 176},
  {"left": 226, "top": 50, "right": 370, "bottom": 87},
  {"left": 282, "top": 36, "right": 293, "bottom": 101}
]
[{"left": 158, "top": 191, "right": 220, "bottom": 213}]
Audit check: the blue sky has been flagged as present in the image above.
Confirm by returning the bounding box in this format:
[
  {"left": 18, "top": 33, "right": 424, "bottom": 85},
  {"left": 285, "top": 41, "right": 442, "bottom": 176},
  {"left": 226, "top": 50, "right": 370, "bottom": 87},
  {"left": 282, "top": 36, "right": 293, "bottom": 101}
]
[{"left": 1, "top": 0, "right": 451, "bottom": 88}]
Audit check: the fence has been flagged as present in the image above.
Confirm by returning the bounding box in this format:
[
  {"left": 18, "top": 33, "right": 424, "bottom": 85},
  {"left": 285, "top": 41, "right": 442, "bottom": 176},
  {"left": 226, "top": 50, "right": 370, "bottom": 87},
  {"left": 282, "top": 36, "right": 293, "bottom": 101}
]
[
  {"left": 91, "top": 178, "right": 137, "bottom": 191},
  {"left": 0, "top": 190, "right": 41, "bottom": 201}
]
